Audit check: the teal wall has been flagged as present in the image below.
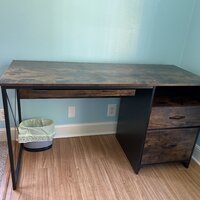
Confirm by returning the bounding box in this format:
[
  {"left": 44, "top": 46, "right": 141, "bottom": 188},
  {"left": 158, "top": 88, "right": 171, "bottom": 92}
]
[
  {"left": 180, "top": 0, "right": 200, "bottom": 145},
  {"left": 0, "top": 0, "right": 199, "bottom": 134}
]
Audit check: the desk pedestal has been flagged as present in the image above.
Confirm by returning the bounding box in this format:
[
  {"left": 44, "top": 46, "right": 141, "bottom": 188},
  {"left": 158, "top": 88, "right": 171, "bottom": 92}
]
[{"left": 116, "top": 88, "right": 154, "bottom": 173}]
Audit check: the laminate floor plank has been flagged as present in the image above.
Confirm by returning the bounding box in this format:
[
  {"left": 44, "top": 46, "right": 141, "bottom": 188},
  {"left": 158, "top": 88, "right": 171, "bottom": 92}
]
[{"left": 3, "top": 135, "right": 200, "bottom": 200}]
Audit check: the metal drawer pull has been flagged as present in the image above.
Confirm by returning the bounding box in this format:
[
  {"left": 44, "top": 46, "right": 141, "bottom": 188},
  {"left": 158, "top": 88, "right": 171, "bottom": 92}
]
[
  {"left": 163, "top": 144, "right": 177, "bottom": 149},
  {"left": 169, "top": 115, "right": 185, "bottom": 120}
]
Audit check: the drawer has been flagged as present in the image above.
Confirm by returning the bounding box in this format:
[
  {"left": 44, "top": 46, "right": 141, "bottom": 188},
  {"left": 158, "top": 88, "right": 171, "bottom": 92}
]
[
  {"left": 148, "top": 106, "right": 200, "bottom": 129},
  {"left": 141, "top": 128, "right": 198, "bottom": 165},
  {"left": 19, "top": 89, "right": 136, "bottom": 99}
]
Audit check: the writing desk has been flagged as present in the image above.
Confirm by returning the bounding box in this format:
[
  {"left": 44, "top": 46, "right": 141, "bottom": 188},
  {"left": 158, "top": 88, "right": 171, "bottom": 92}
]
[{"left": 0, "top": 60, "right": 200, "bottom": 190}]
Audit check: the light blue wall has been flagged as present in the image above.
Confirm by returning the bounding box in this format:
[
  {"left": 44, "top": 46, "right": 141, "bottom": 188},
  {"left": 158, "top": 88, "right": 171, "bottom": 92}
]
[
  {"left": 0, "top": 0, "right": 197, "bottom": 128},
  {"left": 180, "top": 0, "right": 200, "bottom": 145}
]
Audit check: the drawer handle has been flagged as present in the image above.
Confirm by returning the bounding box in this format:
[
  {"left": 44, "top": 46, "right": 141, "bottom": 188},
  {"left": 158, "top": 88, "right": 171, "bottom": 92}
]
[
  {"left": 169, "top": 115, "right": 185, "bottom": 120},
  {"left": 163, "top": 144, "right": 177, "bottom": 149}
]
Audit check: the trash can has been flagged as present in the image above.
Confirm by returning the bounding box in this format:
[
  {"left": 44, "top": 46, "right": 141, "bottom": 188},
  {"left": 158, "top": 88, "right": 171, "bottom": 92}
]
[{"left": 18, "top": 118, "right": 55, "bottom": 152}]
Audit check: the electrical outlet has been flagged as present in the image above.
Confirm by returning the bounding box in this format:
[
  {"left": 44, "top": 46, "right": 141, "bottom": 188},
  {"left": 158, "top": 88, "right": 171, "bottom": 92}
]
[
  {"left": 107, "top": 104, "right": 117, "bottom": 117},
  {"left": 68, "top": 106, "right": 76, "bottom": 118},
  {"left": 0, "top": 109, "right": 5, "bottom": 121}
]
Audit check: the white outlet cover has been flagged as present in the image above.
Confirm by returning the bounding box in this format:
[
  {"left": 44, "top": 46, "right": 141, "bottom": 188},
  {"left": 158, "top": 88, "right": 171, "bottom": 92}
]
[
  {"left": 68, "top": 106, "right": 76, "bottom": 118},
  {"left": 107, "top": 104, "right": 117, "bottom": 117},
  {"left": 0, "top": 109, "right": 5, "bottom": 121}
]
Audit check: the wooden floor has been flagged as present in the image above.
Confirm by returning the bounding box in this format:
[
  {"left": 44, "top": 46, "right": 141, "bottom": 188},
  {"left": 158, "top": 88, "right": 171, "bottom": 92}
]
[{"left": 3, "top": 135, "right": 200, "bottom": 200}]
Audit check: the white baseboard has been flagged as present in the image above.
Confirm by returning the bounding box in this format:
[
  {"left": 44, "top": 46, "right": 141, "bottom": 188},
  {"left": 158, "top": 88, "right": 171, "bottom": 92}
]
[
  {"left": 0, "top": 122, "right": 117, "bottom": 141},
  {"left": 0, "top": 128, "right": 17, "bottom": 141},
  {"left": 0, "top": 129, "right": 6, "bottom": 141},
  {"left": 54, "top": 122, "right": 117, "bottom": 138},
  {"left": 192, "top": 144, "right": 200, "bottom": 166}
]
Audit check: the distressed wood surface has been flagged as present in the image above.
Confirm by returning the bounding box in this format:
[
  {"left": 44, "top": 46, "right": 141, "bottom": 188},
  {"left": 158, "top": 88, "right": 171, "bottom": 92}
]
[
  {"left": 142, "top": 128, "right": 198, "bottom": 165},
  {"left": 19, "top": 89, "right": 136, "bottom": 99},
  {"left": 0, "top": 60, "right": 199, "bottom": 87},
  {"left": 148, "top": 106, "right": 200, "bottom": 129}
]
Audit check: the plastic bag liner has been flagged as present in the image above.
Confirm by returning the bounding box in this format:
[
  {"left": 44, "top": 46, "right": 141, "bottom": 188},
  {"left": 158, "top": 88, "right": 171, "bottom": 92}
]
[{"left": 18, "top": 118, "right": 55, "bottom": 143}]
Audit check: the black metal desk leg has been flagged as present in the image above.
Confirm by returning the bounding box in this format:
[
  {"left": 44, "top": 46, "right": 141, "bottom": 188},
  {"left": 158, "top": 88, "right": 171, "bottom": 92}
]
[
  {"left": 16, "top": 89, "right": 22, "bottom": 123},
  {"left": 1, "top": 88, "right": 24, "bottom": 190},
  {"left": 1, "top": 87, "right": 16, "bottom": 189},
  {"left": 15, "top": 90, "right": 23, "bottom": 181}
]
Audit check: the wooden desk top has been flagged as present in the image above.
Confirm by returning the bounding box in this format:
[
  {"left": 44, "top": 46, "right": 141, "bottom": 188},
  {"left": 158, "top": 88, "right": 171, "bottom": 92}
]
[{"left": 0, "top": 60, "right": 199, "bottom": 88}]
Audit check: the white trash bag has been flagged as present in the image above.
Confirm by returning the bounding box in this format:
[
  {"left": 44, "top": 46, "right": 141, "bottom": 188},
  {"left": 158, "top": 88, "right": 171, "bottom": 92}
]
[{"left": 18, "top": 118, "right": 55, "bottom": 144}]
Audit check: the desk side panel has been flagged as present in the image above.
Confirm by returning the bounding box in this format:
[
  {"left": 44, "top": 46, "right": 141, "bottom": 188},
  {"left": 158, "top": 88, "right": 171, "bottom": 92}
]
[{"left": 116, "top": 88, "right": 154, "bottom": 173}]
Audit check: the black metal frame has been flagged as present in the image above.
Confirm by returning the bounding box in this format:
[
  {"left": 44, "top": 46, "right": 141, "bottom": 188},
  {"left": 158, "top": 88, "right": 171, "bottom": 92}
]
[
  {"left": 2, "top": 85, "right": 151, "bottom": 190},
  {"left": 1, "top": 87, "right": 23, "bottom": 189}
]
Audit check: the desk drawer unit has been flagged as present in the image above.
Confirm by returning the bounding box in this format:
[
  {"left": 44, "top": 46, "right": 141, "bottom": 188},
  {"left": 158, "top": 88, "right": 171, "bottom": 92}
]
[
  {"left": 142, "top": 128, "right": 198, "bottom": 165},
  {"left": 141, "top": 86, "right": 200, "bottom": 167}
]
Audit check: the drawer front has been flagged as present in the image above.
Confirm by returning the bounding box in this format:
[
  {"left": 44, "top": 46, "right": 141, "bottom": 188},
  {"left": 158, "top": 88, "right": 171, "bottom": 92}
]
[
  {"left": 19, "top": 89, "right": 136, "bottom": 99},
  {"left": 141, "top": 128, "right": 198, "bottom": 165},
  {"left": 148, "top": 106, "right": 200, "bottom": 129}
]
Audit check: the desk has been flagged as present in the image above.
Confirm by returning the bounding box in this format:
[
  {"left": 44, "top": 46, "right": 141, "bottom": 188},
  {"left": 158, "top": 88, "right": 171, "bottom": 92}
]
[{"left": 0, "top": 60, "right": 200, "bottom": 190}]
